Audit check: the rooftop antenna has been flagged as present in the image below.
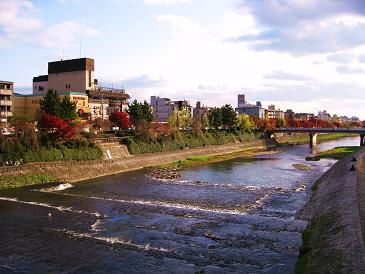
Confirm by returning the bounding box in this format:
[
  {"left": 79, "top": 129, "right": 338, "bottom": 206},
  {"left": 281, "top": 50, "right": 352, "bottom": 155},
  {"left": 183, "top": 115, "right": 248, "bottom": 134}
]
[{"left": 62, "top": 48, "right": 64, "bottom": 60}]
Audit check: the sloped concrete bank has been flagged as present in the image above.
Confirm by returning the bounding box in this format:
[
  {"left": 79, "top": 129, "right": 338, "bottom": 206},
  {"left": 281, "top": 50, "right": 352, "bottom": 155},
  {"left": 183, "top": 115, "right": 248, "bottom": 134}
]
[
  {"left": 0, "top": 139, "right": 272, "bottom": 184},
  {"left": 297, "top": 148, "right": 365, "bottom": 273}
]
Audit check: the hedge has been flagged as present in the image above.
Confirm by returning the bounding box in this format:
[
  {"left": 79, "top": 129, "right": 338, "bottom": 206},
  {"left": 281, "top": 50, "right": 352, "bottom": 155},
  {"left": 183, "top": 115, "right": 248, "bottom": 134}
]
[{"left": 122, "top": 131, "right": 261, "bottom": 155}]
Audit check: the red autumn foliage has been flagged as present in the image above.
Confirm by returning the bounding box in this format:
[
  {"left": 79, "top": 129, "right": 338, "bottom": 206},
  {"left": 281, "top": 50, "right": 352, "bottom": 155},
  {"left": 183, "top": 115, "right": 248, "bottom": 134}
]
[
  {"left": 149, "top": 122, "right": 170, "bottom": 137},
  {"left": 109, "top": 111, "right": 131, "bottom": 130},
  {"left": 38, "top": 113, "right": 76, "bottom": 140}
]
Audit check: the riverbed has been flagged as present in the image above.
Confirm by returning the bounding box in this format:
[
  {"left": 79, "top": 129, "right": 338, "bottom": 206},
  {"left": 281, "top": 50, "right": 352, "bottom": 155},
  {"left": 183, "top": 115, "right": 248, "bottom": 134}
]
[{"left": 0, "top": 137, "right": 359, "bottom": 273}]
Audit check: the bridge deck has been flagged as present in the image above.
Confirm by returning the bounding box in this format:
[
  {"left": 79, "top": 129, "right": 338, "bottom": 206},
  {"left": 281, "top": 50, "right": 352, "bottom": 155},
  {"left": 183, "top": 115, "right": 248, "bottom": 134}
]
[{"left": 269, "top": 128, "right": 365, "bottom": 134}]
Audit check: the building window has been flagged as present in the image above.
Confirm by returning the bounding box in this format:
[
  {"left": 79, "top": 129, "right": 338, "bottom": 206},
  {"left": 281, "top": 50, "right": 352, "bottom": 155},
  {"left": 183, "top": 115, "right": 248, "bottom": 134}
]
[{"left": 66, "top": 84, "right": 71, "bottom": 89}]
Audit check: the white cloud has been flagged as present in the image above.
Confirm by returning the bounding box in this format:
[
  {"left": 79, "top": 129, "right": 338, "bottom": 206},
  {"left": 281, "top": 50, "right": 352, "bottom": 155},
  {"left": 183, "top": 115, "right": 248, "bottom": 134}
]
[{"left": 0, "top": 0, "right": 100, "bottom": 48}]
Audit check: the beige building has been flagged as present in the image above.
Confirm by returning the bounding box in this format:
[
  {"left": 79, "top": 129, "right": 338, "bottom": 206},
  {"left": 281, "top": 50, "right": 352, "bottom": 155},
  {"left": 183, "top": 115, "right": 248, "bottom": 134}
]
[
  {"left": 0, "top": 81, "right": 13, "bottom": 122},
  {"left": 32, "top": 57, "right": 130, "bottom": 120},
  {"left": 13, "top": 92, "right": 89, "bottom": 117},
  {"left": 33, "top": 58, "right": 95, "bottom": 95}
]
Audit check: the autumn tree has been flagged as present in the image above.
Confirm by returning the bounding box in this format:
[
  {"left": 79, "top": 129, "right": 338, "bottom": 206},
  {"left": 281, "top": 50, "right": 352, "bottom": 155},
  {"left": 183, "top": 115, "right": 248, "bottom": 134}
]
[
  {"left": 236, "top": 114, "right": 255, "bottom": 132},
  {"left": 109, "top": 111, "right": 131, "bottom": 130},
  {"left": 38, "top": 113, "right": 76, "bottom": 141}
]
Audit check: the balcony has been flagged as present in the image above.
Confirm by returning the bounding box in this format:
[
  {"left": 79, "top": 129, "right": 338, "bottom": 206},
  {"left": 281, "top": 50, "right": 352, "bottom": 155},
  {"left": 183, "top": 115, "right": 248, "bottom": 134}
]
[
  {"left": 0, "top": 100, "right": 12, "bottom": 106},
  {"left": 0, "top": 111, "right": 12, "bottom": 117},
  {"left": 0, "top": 89, "right": 12, "bottom": 96}
]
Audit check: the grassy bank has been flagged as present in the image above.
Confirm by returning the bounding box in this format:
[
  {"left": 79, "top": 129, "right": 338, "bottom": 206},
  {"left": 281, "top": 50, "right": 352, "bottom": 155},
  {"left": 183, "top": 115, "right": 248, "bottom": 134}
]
[
  {"left": 296, "top": 211, "right": 344, "bottom": 274},
  {"left": 279, "top": 133, "right": 357, "bottom": 145},
  {"left": 122, "top": 131, "right": 261, "bottom": 155},
  {"left": 0, "top": 173, "right": 56, "bottom": 190},
  {"left": 0, "top": 141, "right": 102, "bottom": 163},
  {"left": 306, "top": 146, "right": 361, "bottom": 161}
]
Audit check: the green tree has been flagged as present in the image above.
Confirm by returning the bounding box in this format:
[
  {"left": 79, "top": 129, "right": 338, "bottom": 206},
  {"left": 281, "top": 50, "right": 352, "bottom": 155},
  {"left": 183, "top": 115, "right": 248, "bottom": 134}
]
[
  {"left": 142, "top": 101, "right": 154, "bottom": 122},
  {"left": 208, "top": 107, "right": 222, "bottom": 129},
  {"left": 59, "top": 96, "right": 77, "bottom": 120},
  {"left": 40, "top": 90, "right": 61, "bottom": 116},
  {"left": 236, "top": 114, "right": 255, "bottom": 132},
  {"left": 128, "top": 100, "right": 154, "bottom": 125},
  {"left": 221, "top": 104, "right": 236, "bottom": 129}
]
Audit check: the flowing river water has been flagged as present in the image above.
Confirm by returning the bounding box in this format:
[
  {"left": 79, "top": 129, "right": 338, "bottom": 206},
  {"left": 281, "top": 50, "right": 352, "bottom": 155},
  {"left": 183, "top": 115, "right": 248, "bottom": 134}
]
[{"left": 0, "top": 137, "right": 359, "bottom": 273}]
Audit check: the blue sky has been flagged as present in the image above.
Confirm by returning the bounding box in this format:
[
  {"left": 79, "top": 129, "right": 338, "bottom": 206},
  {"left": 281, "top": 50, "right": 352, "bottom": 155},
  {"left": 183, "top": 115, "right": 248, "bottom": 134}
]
[{"left": 2, "top": 0, "right": 365, "bottom": 118}]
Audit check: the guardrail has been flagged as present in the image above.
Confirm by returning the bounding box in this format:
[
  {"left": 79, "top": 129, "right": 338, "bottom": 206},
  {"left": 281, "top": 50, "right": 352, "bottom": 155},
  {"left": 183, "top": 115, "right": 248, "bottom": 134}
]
[{"left": 269, "top": 127, "right": 365, "bottom": 134}]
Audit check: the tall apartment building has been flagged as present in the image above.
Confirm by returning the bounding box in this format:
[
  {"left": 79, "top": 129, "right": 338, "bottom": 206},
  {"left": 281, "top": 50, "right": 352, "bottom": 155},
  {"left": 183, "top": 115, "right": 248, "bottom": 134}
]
[
  {"left": 0, "top": 81, "right": 13, "bottom": 122},
  {"left": 150, "top": 96, "right": 174, "bottom": 123}
]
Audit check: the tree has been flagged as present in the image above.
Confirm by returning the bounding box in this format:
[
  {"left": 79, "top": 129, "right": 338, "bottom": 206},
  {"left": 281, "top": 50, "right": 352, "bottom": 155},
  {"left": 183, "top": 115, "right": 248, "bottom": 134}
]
[
  {"left": 38, "top": 113, "right": 76, "bottom": 141},
  {"left": 221, "top": 104, "right": 237, "bottom": 129},
  {"left": 40, "top": 90, "right": 61, "bottom": 116},
  {"left": 39, "top": 90, "right": 77, "bottom": 121},
  {"left": 128, "top": 100, "right": 154, "bottom": 126},
  {"left": 208, "top": 108, "right": 222, "bottom": 129},
  {"left": 236, "top": 114, "right": 255, "bottom": 132},
  {"left": 59, "top": 96, "right": 77, "bottom": 120},
  {"left": 109, "top": 111, "right": 131, "bottom": 130}
]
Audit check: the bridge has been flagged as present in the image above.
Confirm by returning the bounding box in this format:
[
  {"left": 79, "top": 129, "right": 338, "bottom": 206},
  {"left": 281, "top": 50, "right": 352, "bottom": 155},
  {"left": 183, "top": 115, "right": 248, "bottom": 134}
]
[{"left": 267, "top": 128, "right": 365, "bottom": 147}]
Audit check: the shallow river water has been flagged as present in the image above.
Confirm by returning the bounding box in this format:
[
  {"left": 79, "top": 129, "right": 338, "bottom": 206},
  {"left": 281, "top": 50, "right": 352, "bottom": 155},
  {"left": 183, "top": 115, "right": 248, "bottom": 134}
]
[{"left": 0, "top": 137, "right": 359, "bottom": 273}]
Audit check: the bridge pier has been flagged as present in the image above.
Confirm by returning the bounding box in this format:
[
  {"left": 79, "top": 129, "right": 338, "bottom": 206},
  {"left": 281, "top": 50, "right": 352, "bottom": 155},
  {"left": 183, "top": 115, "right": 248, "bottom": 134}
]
[
  {"left": 361, "top": 134, "right": 365, "bottom": 146},
  {"left": 309, "top": 133, "right": 318, "bottom": 148}
]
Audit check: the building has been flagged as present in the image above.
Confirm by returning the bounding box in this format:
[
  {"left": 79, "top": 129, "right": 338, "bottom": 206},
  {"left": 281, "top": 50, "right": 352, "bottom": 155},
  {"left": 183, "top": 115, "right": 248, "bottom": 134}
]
[
  {"left": 33, "top": 75, "right": 49, "bottom": 95},
  {"left": 295, "top": 113, "right": 315, "bottom": 120},
  {"left": 172, "top": 100, "right": 192, "bottom": 115},
  {"left": 150, "top": 96, "right": 174, "bottom": 123},
  {"left": 236, "top": 105, "right": 266, "bottom": 119},
  {"left": 317, "top": 110, "right": 331, "bottom": 121},
  {"left": 89, "top": 98, "right": 109, "bottom": 120},
  {"left": 13, "top": 92, "right": 89, "bottom": 117},
  {"left": 237, "top": 94, "right": 247, "bottom": 108},
  {"left": 265, "top": 105, "right": 284, "bottom": 120},
  {"left": 285, "top": 109, "right": 295, "bottom": 120},
  {"left": 193, "top": 101, "right": 210, "bottom": 118},
  {"left": 0, "top": 81, "right": 13, "bottom": 123},
  {"left": 235, "top": 95, "right": 265, "bottom": 119},
  {"left": 28, "top": 57, "right": 130, "bottom": 120},
  {"left": 268, "top": 104, "right": 275, "bottom": 111}
]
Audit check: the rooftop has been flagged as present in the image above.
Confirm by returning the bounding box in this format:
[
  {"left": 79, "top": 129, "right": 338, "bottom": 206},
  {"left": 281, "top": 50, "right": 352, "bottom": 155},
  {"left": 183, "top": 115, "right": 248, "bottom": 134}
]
[{"left": 48, "top": 57, "right": 94, "bottom": 74}]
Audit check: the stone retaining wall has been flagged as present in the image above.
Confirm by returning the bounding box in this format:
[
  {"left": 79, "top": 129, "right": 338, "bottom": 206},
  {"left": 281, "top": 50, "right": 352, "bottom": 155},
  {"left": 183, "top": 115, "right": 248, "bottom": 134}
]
[{"left": 0, "top": 139, "right": 271, "bottom": 183}]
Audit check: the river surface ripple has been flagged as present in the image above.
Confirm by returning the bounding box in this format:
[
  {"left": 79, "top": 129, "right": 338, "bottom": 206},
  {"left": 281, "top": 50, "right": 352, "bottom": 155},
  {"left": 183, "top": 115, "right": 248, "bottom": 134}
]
[{"left": 0, "top": 137, "right": 359, "bottom": 273}]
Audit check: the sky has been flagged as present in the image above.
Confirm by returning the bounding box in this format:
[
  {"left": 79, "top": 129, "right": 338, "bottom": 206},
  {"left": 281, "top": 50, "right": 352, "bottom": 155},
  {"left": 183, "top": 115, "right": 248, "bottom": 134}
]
[{"left": 1, "top": 0, "right": 365, "bottom": 118}]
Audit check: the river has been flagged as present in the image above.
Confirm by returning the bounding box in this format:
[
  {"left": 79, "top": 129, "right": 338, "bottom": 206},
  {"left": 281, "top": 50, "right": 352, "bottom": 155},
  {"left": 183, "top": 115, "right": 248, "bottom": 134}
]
[{"left": 0, "top": 137, "right": 359, "bottom": 273}]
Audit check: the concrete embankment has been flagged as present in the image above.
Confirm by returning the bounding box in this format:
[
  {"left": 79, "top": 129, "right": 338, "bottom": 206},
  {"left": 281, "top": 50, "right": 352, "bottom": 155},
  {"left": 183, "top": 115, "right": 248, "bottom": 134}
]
[
  {"left": 297, "top": 148, "right": 365, "bottom": 273},
  {"left": 0, "top": 139, "right": 272, "bottom": 183}
]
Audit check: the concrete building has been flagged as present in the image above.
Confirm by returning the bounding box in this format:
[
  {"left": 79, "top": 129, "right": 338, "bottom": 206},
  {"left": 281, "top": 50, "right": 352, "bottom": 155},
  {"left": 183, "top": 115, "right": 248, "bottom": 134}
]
[
  {"left": 0, "top": 81, "right": 13, "bottom": 122},
  {"left": 150, "top": 96, "right": 174, "bottom": 123}
]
